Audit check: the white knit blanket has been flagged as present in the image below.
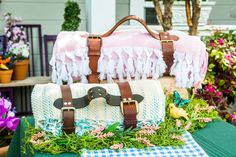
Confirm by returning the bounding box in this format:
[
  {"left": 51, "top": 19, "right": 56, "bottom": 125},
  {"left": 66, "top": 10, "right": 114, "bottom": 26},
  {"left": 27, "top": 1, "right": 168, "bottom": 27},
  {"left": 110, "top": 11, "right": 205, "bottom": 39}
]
[{"left": 31, "top": 80, "right": 166, "bottom": 135}]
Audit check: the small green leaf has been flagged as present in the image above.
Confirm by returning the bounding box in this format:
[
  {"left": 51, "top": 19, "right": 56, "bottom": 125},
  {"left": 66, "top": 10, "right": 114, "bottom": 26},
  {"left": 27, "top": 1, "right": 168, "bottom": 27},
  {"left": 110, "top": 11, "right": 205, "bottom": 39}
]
[
  {"left": 208, "top": 63, "right": 215, "bottom": 69},
  {"left": 104, "top": 122, "right": 120, "bottom": 133},
  {"left": 219, "top": 80, "right": 225, "bottom": 86}
]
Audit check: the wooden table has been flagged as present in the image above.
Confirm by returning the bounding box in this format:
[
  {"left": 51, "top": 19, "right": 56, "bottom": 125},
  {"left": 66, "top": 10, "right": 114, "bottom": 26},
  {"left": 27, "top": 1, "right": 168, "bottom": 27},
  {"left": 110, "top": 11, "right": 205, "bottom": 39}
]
[
  {"left": 0, "top": 77, "right": 52, "bottom": 115},
  {"left": 0, "top": 76, "right": 51, "bottom": 87}
]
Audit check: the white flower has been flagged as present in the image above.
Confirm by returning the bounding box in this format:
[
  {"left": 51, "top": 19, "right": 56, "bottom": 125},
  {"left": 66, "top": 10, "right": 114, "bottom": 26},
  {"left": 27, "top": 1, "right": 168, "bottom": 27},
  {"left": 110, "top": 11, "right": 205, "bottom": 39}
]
[{"left": 9, "top": 42, "right": 30, "bottom": 58}]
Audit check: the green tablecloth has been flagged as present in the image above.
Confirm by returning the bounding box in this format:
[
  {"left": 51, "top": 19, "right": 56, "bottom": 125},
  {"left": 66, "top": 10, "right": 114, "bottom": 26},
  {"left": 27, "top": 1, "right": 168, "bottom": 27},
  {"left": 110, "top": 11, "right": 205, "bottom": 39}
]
[{"left": 7, "top": 117, "right": 236, "bottom": 157}]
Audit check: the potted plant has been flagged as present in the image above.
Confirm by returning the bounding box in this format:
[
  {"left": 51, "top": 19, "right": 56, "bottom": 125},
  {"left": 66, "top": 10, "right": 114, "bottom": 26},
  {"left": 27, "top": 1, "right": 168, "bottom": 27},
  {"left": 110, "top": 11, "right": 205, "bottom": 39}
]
[
  {"left": 0, "top": 52, "right": 14, "bottom": 84},
  {"left": 61, "top": 0, "right": 81, "bottom": 31},
  {"left": 3, "top": 13, "right": 30, "bottom": 80},
  {"left": 0, "top": 97, "right": 20, "bottom": 156}
]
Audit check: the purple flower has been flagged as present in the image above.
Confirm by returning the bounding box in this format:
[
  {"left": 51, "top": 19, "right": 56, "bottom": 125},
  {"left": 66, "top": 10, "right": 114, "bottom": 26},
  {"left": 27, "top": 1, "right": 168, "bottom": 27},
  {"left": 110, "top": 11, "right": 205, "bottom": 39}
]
[
  {"left": 0, "top": 113, "right": 20, "bottom": 131},
  {"left": 0, "top": 97, "right": 12, "bottom": 116},
  {"left": 5, "top": 117, "right": 20, "bottom": 131},
  {"left": 223, "top": 89, "right": 230, "bottom": 94},
  {"left": 230, "top": 113, "right": 236, "bottom": 122},
  {"left": 204, "top": 84, "right": 215, "bottom": 93},
  {"left": 209, "top": 40, "right": 216, "bottom": 47},
  {"left": 0, "top": 97, "right": 19, "bottom": 132},
  {"left": 215, "top": 91, "right": 222, "bottom": 97},
  {"left": 218, "top": 38, "right": 224, "bottom": 45},
  {"left": 224, "top": 53, "right": 234, "bottom": 65}
]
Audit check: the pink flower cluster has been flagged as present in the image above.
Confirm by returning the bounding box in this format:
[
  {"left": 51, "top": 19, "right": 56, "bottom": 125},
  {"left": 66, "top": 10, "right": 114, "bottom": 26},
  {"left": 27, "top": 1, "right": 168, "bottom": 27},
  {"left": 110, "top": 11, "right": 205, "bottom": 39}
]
[
  {"left": 90, "top": 126, "right": 114, "bottom": 139},
  {"left": 184, "top": 121, "right": 192, "bottom": 130},
  {"left": 136, "top": 137, "right": 155, "bottom": 147},
  {"left": 229, "top": 113, "right": 236, "bottom": 125},
  {"left": 30, "top": 131, "right": 48, "bottom": 145},
  {"left": 194, "top": 104, "right": 216, "bottom": 113},
  {"left": 224, "top": 52, "right": 235, "bottom": 65},
  {"left": 90, "top": 126, "right": 105, "bottom": 135},
  {"left": 137, "top": 125, "right": 160, "bottom": 135},
  {"left": 198, "top": 118, "right": 212, "bottom": 123},
  {"left": 176, "top": 119, "right": 182, "bottom": 128},
  {"left": 171, "top": 134, "right": 184, "bottom": 141},
  {"left": 209, "top": 38, "right": 224, "bottom": 47},
  {"left": 3, "top": 12, "right": 30, "bottom": 60},
  {"left": 110, "top": 143, "right": 123, "bottom": 150}
]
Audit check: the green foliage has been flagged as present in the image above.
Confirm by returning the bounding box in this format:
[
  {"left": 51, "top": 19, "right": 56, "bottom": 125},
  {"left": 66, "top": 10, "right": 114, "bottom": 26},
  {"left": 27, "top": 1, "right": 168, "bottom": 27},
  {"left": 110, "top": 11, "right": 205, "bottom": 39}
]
[
  {"left": 166, "top": 94, "right": 220, "bottom": 133},
  {"left": 61, "top": 0, "right": 81, "bottom": 31},
  {"left": 203, "top": 30, "right": 236, "bottom": 101},
  {"left": 22, "top": 94, "right": 219, "bottom": 155}
]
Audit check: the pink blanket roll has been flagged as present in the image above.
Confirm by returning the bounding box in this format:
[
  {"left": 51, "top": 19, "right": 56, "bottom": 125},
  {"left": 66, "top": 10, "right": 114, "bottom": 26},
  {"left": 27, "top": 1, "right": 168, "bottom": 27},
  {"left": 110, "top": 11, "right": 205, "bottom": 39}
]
[{"left": 50, "top": 30, "right": 208, "bottom": 88}]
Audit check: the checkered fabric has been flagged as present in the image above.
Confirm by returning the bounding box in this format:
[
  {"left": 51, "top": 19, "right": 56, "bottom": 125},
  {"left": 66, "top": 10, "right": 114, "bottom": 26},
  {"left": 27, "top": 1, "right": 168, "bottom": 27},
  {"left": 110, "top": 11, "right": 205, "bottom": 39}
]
[{"left": 80, "top": 132, "right": 208, "bottom": 157}]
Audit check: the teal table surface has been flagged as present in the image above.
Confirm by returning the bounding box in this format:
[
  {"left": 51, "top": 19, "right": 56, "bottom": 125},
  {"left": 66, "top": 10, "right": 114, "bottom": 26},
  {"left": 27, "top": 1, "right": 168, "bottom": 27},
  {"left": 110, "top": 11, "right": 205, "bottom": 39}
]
[{"left": 7, "top": 117, "right": 236, "bottom": 157}]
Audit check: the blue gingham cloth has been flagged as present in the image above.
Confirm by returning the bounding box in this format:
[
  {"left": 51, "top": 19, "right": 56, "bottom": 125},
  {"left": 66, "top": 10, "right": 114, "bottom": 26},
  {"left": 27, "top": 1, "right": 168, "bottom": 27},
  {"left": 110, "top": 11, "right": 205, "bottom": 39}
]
[{"left": 80, "top": 132, "right": 208, "bottom": 157}]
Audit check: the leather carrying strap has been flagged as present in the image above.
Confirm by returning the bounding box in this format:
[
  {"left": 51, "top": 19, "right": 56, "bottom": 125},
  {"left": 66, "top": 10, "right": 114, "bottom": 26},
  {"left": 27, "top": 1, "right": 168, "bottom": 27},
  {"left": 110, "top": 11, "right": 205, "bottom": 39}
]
[
  {"left": 87, "top": 36, "right": 101, "bottom": 83},
  {"left": 101, "top": 15, "right": 179, "bottom": 41},
  {"left": 87, "top": 16, "right": 179, "bottom": 83},
  {"left": 117, "top": 82, "right": 138, "bottom": 129},
  {"left": 53, "top": 86, "right": 144, "bottom": 108},
  {"left": 159, "top": 32, "right": 175, "bottom": 76},
  {"left": 60, "top": 85, "right": 75, "bottom": 134}
]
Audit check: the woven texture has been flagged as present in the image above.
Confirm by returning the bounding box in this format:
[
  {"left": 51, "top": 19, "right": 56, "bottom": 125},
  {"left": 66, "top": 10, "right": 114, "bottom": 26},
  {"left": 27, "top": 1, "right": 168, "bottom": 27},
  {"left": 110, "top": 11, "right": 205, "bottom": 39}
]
[{"left": 31, "top": 80, "right": 165, "bottom": 135}]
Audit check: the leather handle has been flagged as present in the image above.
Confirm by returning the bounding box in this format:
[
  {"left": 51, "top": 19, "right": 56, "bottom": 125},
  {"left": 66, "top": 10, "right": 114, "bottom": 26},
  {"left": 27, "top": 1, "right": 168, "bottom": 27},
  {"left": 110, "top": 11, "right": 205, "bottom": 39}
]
[{"left": 101, "top": 15, "right": 160, "bottom": 40}]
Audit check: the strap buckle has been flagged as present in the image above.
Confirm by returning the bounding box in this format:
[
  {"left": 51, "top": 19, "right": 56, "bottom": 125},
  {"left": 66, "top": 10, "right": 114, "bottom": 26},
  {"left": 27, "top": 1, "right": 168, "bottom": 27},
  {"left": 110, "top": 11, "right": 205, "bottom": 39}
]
[
  {"left": 88, "top": 35, "right": 101, "bottom": 39},
  {"left": 61, "top": 106, "right": 75, "bottom": 112},
  {"left": 160, "top": 40, "right": 174, "bottom": 43},
  {"left": 120, "top": 98, "right": 139, "bottom": 115}
]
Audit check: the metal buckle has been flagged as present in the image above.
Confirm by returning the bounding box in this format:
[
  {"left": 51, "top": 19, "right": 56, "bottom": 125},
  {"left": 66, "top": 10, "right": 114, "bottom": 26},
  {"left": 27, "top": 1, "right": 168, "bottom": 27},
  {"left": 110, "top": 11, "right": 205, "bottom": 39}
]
[
  {"left": 160, "top": 40, "right": 174, "bottom": 43},
  {"left": 61, "top": 106, "right": 75, "bottom": 112},
  {"left": 160, "top": 40, "right": 175, "bottom": 51},
  {"left": 88, "top": 35, "right": 101, "bottom": 39},
  {"left": 120, "top": 98, "right": 139, "bottom": 115}
]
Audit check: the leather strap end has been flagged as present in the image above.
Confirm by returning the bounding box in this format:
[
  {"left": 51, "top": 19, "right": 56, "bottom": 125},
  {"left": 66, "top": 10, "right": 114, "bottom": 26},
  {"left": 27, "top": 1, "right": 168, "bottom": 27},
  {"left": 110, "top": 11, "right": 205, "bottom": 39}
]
[
  {"left": 124, "top": 119, "right": 137, "bottom": 129},
  {"left": 62, "top": 127, "right": 75, "bottom": 134}
]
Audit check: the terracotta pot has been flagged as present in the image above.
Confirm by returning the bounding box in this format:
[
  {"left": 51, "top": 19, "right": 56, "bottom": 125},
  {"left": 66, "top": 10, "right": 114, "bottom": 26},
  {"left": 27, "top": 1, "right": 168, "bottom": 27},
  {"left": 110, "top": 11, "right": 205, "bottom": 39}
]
[
  {"left": 0, "top": 70, "right": 13, "bottom": 83},
  {"left": 12, "top": 59, "right": 29, "bottom": 80},
  {"left": 0, "top": 146, "right": 8, "bottom": 157}
]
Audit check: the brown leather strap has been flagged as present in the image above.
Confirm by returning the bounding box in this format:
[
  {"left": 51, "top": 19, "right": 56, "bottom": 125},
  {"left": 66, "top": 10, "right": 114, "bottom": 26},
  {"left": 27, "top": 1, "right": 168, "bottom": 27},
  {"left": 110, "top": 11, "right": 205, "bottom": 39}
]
[
  {"left": 60, "top": 85, "right": 75, "bottom": 134},
  {"left": 87, "top": 36, "right": 102, "bottom": 83},
  {"left": 159, "top": 32, "right": 175, "bottom": 76},
  {"left": 117, "top": 82, "right": 138, "bottom": 129},
  {"left": 87, "top": 16, "right": 179, "bottom": 81},
  {"left": 101, "top": 15, "right": 179, "bottom": 41}
]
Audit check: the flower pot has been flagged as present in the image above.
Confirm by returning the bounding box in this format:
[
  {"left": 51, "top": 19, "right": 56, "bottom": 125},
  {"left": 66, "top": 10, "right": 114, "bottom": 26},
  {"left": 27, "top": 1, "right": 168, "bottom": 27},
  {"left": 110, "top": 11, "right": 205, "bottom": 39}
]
[
  {"left": 0, "top": 146, "right": 8, "bottom": 157},
  {"left": 12, "top": 59, "right": 29, "bottom": 80},
  {"left": 0, "top": 70, "right": 13, "bottom": 83}
]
